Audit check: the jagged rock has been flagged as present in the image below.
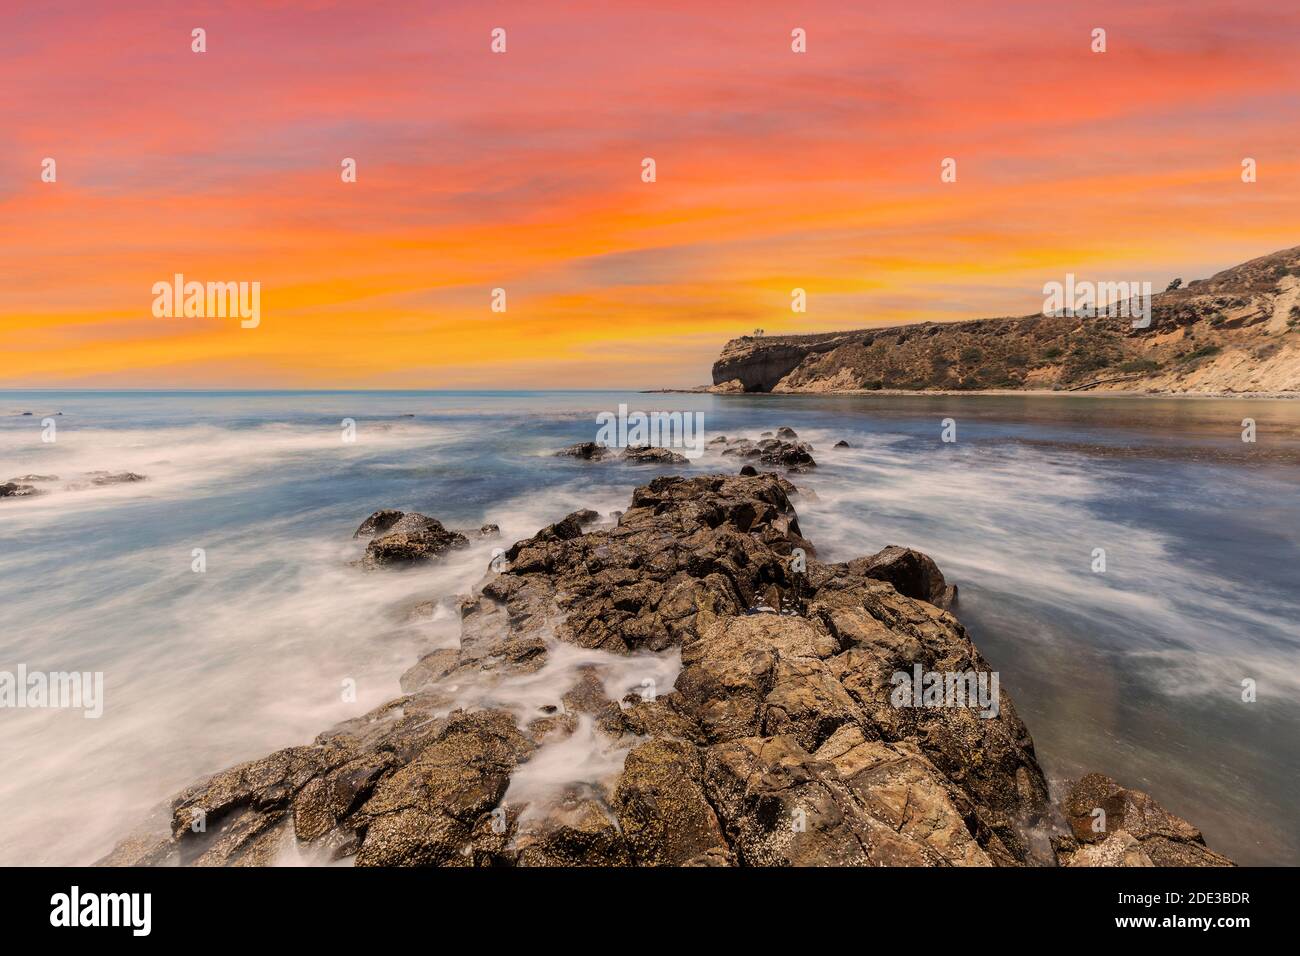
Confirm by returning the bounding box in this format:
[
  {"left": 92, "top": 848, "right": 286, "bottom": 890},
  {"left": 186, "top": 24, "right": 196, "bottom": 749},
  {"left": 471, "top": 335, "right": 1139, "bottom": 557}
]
[
  {"left": 0, "top": 482, "right": 39, "bottom": 498},
  {"left": 1065, "top": 831, "right": 1153, "bottom": 867},
  {"left": 1058, "top": 773, "right": 1233, "bottom": 867},
  {"left": 512, "top": 509, "right": 600, "bottom": 553},
  {"left": 447, "top": 523, "right": 502, "bottom": 540},
  {"left": 608, "top": 733, "right": 733, "bottom": 868},
  {"left": 708, "top": 378, "right": 746, "bottom": 394},
  {"left": 90, "top": 472, "right": 146, "bottom": 485},
  {"left": 758, "top": 440, "right": 816, "bottom": 470},
  {"left": 363, "top": 514, "right": 469, "bottom": 568},
  {"left": 702, "top": 734, "right": 946, "bottom": 866},
  {"left": 715, "top": 434, "right": 816, "bottom": 470},
  {"left": 555, "top": 441, "right": 612, "bottom": 461},
  {"left": 622, "top": 445, "right": 688, "bottom": 464},
  {"left": 814, "top": 725, "right": 998, "bottom": 866},
  {"left": 848, "top": 546, "right": 958, "bottom": 609},
  {"left": 104, "top": 472, "right": 1228, "bottom": 869},
  {"left": 776, "top": 427, "right": 799, "bottom": 439},
  {"left": 353, "top": 509, "right": 404, "bottom": 538},
  {"left": 353, "top": 709, "right": 534, "bottom": 866},
  {"left": 513, "top": 797, "right": 631, "bottom": 866},
  {"left": 399, "top": 648, "right": 461, "bottom": 693},
  {"left": 721, "top": 439, "right": 759, "bottom": 458},
  {"left": 612, "top": 738, "right": 729, "bottom": 866}
]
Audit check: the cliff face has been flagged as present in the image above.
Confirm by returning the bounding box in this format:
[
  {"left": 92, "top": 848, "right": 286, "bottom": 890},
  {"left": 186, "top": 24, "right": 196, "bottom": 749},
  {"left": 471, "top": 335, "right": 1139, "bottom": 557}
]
[{"left": 711, "top": 246, "right": 1300, "bottom": 394}]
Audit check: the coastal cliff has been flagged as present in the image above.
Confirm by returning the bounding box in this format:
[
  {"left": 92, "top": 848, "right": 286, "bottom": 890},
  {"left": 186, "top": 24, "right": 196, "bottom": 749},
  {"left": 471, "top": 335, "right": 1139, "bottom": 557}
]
[
  {"left": 102, "top": 472, "right": 1230, "bottom": 867},
  {"left": 712, "top": 245, "right": 1300, "bottom": 394}
]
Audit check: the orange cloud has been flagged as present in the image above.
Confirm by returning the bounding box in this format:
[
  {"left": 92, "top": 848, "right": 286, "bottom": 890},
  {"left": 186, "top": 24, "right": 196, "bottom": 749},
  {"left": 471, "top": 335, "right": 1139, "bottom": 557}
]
[{"left": 2, "top": 0, "right": 1298, "bottom": 387}]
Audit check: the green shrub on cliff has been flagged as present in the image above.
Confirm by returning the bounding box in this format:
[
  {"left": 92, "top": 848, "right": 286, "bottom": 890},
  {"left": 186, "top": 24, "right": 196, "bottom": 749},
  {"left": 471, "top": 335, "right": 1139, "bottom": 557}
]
[{"left": 1118, "top": 359, "right": 1161, "bottom": 373}]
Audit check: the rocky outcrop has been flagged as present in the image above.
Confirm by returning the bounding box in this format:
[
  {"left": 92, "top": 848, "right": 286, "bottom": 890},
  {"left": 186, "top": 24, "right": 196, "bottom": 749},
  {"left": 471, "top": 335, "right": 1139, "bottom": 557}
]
[
  {"left": 556, "top": 442, "right": 688, "bottom": 465},
  {"left": 621, "top": 445, "right": 687, "bottom": 464},
  {"left": 556, "top": 441, "right": 613, "bottom": 461},
  {"left": 713, "top": 336, "right": 846, "bottom": 392},
  {"left": 361, "top": 513, "right": 469, "bottom": 568},
  {"left": 1056, "top": 774, "right": 1233, "bottom": 867},
  {"left": 353, "top": 509, "right": 404, "bottom": 538},
  {"left": 715, "top": 434, "right": 817, "bottom": 472},
  {"left": 711, "top": 245, "right": 1300, "bottom": 394},
  {"left": 102, "top": 472, "right": 1228, "bottom": 868},
  {"left": 0, "top": 481, "right": 40, "bottom": 498},
  {"left": 850, "top": 546, "right": 958, "bottom": 610},
  {"left": 89, "top": 472, "right": 147, "bottom": 485}
]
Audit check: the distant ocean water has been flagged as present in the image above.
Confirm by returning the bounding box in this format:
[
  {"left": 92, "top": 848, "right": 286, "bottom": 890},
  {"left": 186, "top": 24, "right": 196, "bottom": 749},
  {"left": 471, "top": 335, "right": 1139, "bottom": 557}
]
[{"left": 1, "top": 390, "right": 1297, "bottom": 866}]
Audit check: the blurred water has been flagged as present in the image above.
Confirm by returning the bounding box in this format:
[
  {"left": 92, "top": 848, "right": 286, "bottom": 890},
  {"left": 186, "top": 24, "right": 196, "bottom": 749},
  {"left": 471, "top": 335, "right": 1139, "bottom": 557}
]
[{"left": 1, "top": 390, "right": 1296, "bottom": 865}]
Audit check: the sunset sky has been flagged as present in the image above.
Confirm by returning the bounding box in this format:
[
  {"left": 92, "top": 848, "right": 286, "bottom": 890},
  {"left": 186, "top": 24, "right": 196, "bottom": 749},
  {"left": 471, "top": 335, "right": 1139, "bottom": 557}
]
[{"left": 3, "top": 0, "right": 1299, "bottom": 388}]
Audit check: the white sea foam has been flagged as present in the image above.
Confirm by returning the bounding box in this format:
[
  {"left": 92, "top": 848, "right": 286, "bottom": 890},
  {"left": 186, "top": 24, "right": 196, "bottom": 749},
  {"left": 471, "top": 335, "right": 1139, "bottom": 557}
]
[{"left": 0, "top": 420, "right": 459, "bottom": 519}]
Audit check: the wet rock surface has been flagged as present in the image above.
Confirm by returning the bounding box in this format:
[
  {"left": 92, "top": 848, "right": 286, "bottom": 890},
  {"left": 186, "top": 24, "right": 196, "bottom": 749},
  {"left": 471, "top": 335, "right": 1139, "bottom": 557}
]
[
  {"left": 103, "top": 471, "right": 1229, "bottom": 867},
  {"left": 362, "top": 513, "right": 470, "bottom": 568},
  {"left": 1057, "top": 773, "right": 1233, "bottom": 867},
  {"left": 621, "top": 445, "right": 687, "bottom": 464},
  {"left": 89, "top": 471, "right": 147, "bottom": 485},
  {"left": 0, "top": 481, "right": 40, "bottom": 498},
  {"left": 556, "top": 442, "right": 688, "bottom": 464},
  {"left": 555, "top": 441, "right": 613, "bottom": 461},
  {"left": 716, "top": 433, "right": 817, "bottom": 472},
  {"left": 849, "top": 545, "right": 958, "bottom": 610}
]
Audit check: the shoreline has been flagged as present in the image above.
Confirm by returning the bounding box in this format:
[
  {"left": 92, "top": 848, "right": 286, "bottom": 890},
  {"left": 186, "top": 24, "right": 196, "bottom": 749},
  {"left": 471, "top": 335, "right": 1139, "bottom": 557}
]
[
  {"left": 98, "top": 469, "right": 1239, "bottom": 869},
  {"left": 644, "top": 387, "right": 1300, "bottom": 400}
]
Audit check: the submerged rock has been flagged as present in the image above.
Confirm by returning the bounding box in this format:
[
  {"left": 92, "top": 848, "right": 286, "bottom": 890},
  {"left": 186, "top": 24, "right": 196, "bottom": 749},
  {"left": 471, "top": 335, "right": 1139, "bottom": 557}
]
[
  {"left": 360, "top": 510, "right": 499, "bottom": 544},
  {"left": 103, "top": 472, "right": 1228, "bottom": 868},
  {"left": 622, "top": 445, "right": 687, "bottom": 464},
  {"left": 61, "top": 472, "right": 147, "bottom": 491},
  {"left": 556, "top": 442, "right": 687, "bottom": 465},
  {"left": 716, "top": 434, "right": 817, "bottom": 471},
  {"left": 555, "top": 441, "right": 612, "bottom": 461},
  {"left": 93, "top": 472, "right": 147, "bottom": 485},
  {"left": 758, "top": 439, "right": 816, "bottom": 471}
]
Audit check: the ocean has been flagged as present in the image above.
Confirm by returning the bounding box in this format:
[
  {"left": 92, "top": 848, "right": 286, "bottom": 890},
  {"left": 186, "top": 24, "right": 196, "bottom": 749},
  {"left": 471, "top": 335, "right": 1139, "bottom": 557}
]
[{"left": 1, "top": 390, "right": 1297, "bottom": 865}]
